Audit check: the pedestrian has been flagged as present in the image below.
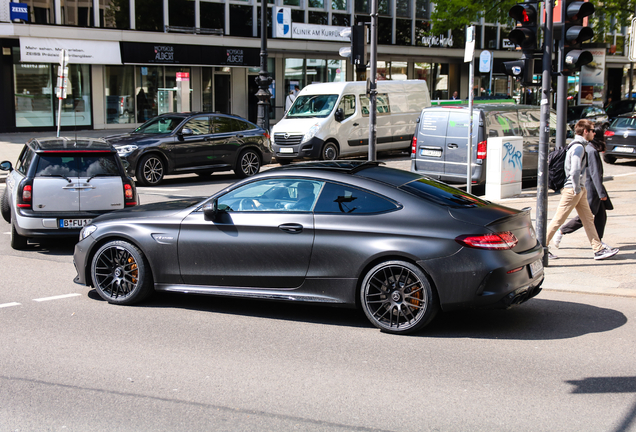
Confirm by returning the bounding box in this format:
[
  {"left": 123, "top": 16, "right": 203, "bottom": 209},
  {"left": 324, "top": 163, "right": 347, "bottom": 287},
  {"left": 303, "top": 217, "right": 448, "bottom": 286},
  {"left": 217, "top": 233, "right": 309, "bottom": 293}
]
[
  {"left": 546, "top": 119, "right": 618, "bottom": 261},
  {"left": 451, "top": 91, "right": 459, "bottom": 100},
  {"left": 285, "top": 90, "right": 296, "bottom": 112},
  {"left": 553, "top": 124, "right": 614, "bottom": 249},
  {"left": 293, "top": 85, "right": 300, "bottom": 97}
]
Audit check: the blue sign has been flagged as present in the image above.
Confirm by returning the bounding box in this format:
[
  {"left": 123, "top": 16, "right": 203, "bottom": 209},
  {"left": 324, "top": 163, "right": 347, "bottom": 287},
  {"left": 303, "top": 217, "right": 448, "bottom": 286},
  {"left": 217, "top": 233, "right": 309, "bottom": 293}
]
[{"left": 10, "top": 3, "right": 29, "bottom": 21}]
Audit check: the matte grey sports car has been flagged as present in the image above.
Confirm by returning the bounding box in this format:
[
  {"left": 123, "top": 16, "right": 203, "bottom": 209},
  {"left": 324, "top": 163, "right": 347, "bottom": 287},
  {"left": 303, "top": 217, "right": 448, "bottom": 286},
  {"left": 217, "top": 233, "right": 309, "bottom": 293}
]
[{"left": 73, "top": 161, "right": 544, "bottom": 334}]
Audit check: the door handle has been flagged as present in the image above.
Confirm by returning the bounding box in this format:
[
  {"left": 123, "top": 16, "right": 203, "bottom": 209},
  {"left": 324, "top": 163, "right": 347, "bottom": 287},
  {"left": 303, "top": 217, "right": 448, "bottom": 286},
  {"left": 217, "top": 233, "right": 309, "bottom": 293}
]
[
  {"left": 278, "top": 223, "right": 304, "bottom": 234},
  {"left": 447, "top": 143, "right": 459, "bottom": 149},
  {"left": 353, "top": 123, "right": 359, "bottom": 126}
]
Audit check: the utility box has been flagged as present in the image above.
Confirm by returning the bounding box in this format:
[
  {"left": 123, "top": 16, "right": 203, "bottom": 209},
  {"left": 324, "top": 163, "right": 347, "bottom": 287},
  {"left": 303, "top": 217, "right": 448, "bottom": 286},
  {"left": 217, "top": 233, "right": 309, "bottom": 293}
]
[
  {"left": 485, "top": 136, "right": 523, "bottom": 200},
  {"left": 176, "top": 72, "right": 190, "bottom": 113}
]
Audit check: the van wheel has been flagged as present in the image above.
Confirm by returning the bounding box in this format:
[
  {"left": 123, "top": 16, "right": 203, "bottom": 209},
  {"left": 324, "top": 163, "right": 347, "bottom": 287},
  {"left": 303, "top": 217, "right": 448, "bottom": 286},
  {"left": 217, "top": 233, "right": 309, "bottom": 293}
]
[
  {"left": 603, "top": 154, "right": 616, "bottom": 164},
  {"left": 11, "top": 222, "right": 28, "bottom": 250},
  {"left": 1, "top": 188, "right": 11, "bottom": 223},
  {"left": 321, "top": 142, "right": 338, "bottom": 161}
]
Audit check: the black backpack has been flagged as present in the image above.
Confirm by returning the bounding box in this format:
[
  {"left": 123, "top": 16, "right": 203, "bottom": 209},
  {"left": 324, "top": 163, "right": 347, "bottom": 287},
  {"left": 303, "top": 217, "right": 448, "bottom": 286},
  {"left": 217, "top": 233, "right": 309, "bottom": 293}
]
[{"left": 547, "top": 142, "right": 586, "bottom": 192}]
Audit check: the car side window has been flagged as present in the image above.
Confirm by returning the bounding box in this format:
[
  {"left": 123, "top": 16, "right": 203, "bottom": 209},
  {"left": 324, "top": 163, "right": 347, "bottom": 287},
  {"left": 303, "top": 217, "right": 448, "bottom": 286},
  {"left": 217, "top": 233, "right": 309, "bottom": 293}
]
[
  {"left": 16, "top": 147, "right": 34, "bottom": 175},
  {"left": 314, "top": 182, "right": 398, "bottom": 214},
  {"left": 338, "top": 95, "right": 356, "bottom": 119},
  {"left": 232, "top": 119, "right": 256, "bottom": 131},
  {"left": 518, "top": 109, "right": 540, "bottom": 137},
  {"left": 212, "top": 117, "right": 235, "bottom": 134},
  {"left": 182, "top": 116, "right": 210, "bottom": 135},
  {"left": 215, "top": 179, "right": 324, "bottom": 212}
]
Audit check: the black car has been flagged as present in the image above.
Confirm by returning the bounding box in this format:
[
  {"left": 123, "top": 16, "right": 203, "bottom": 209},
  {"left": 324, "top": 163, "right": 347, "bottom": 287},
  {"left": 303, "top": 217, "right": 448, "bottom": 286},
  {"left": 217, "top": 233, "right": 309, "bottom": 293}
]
[
  {"left": 566, "top": 105, "right": 609, "bottom": 136},
  {"left": 73, "top": 161, "right": 544, "bottom": 335},
  {"left": 1, "top": 138, "right": 138, "bottom": 250},
  {"left": 605, "top": 99, "right": 636, "bottom": 123},
  {"left": 105, "top": 112, "right": 273, "bottom": 186},
  {"left": 603, "top": 113, "right": 636, "bottom": 164}
]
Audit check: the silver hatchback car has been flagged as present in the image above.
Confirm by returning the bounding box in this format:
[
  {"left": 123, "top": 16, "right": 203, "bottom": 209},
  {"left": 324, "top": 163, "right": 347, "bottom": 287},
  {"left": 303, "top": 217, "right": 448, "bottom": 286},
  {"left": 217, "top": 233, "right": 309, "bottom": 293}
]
[{"left": 1, "top": 137, "right": 138, "bottom": 250}]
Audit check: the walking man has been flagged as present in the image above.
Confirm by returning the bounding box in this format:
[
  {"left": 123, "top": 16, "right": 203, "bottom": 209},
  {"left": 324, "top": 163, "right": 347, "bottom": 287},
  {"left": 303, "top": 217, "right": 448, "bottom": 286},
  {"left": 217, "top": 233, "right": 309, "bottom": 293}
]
[{"left": 546, "top": 119, "right": 618, "bottom": 260}]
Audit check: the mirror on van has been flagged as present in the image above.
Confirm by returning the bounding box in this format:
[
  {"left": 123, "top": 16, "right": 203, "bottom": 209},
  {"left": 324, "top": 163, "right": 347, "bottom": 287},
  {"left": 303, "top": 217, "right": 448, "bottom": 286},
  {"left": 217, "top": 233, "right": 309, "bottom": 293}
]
[{"left": 334, "top": 108, "right": 344, "bottom": 122}]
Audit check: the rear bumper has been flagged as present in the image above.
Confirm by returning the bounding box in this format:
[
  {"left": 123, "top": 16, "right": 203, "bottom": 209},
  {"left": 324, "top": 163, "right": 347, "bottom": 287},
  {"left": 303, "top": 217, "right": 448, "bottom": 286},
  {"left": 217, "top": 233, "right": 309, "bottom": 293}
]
[{"left": 13, "top": 209, "right": 112, "bottom": 238}]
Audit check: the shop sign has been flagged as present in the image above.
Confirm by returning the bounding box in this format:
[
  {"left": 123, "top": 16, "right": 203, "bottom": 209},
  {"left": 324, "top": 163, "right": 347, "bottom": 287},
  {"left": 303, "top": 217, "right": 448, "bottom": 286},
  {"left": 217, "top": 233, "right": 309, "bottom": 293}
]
[
  {"left": 226, "top": 49, "right": 244, "bottom": 65},
  {"left": 121, "top": 42, "right": 259, "bottom": 67},
  {"left": 421, "top": 34, "right": 454, "bottom": 48},
  {"left": 19, "top": 37, "right": 121, "bottom": 64},
  {"left": 274, "top": 7, "right": 292, "bottom": 38},
  {"left": 176, "top": 72, "right": 190, "bottom": 81},
  {"left": 579, "top": 49, "right": 606, "bottom": 106},
  {"left": 10, "top": 2, "right": 29, "bottom": 21},
  {"left": 291, "top": 23, "right": 349, "bottom": 42}
]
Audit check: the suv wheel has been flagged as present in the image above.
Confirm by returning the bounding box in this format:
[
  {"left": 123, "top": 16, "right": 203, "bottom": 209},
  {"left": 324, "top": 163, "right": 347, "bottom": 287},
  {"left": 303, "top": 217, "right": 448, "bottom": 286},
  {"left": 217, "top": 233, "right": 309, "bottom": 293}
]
[
  {"left": 1, "top": 188, "right": 10, "bottom": 223},
  {"left": 234, "top": 149, "right": 261, "bottom": 178},
  {"left": 11, "top": 222, "right": 27, "bottom": 250},
  {"left": 137, "top": 154, "right": 165, "bottom": 186}
]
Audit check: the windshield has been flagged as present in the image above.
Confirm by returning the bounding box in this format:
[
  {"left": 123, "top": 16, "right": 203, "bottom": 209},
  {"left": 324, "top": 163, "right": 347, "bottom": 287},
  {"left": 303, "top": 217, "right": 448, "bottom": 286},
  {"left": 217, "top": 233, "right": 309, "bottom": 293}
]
[
  {"left": 610, "top": 117, "right": 636, "bottom": 129},
  {"left": 287, "top": 94, "right": 339, "bottom": 118},
  {"left": 567, "top": 106, "right": 585, "bottom": 121},
  {"left": 134, "top": 116, "right": 184, "bottom": 134}
]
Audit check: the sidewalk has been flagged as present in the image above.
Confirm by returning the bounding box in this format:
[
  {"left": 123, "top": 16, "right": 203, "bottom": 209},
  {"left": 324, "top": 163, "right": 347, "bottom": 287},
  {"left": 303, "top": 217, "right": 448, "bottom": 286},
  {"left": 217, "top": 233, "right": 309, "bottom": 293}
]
[{"left": 2, "top": 131, "right": 635, "bottom": 298}]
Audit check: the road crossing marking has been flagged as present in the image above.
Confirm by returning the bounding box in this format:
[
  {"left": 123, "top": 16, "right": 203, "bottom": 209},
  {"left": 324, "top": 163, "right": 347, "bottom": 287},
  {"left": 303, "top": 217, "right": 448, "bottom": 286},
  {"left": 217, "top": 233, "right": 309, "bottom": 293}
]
[
  {"left": 0, "top": 302, "right": 21, "bottom": 308},
  {"left": 33, "top": 293, "right": 81, "bottom": 302}
]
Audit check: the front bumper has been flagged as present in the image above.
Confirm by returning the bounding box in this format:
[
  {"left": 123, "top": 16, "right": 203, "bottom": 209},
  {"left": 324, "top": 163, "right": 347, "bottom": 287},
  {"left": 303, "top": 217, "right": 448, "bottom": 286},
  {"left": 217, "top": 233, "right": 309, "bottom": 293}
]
[{"left": 273, "top": 137, "right": 325, "bottom": 162}]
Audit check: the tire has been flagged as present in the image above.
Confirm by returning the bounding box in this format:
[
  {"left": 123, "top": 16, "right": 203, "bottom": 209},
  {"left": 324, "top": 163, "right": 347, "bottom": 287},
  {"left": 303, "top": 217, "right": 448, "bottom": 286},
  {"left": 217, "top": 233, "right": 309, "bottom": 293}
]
[
  {"left": 11, "top": 222, "right": 27, "bottom": 250},
  {"left": 1, "top": 188, "right": 11, "bottom": 223},
  {"left": 136, "top": 154, "right": 165, "bottom": 186},
  {"left": 91, "top": 240, "right": 154, "bottom": 305},
  {"left": 234, "top": 149, "right": 261, "bottom": 178},
  {"left": 276, "top": 158, "right": 292, "bottom": 166},
  {"left": 603, "top": 154, "right": 616, "bottom": 164},
  {"left": 360, "top": 260, "right": 438, "bottom": 334},
  {"left": 321, "top": 142, "right": 339, "bottom": 161}
]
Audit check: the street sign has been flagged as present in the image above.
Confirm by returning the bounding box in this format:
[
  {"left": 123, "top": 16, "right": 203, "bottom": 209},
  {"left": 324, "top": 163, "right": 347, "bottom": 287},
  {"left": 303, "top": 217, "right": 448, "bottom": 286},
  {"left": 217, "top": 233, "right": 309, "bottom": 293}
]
[
  {"left": 464, "top": 26, "right": 475, "bottom": 63},
  {"left": 479, "top": 50, "right": 492, "bottom": 73}
]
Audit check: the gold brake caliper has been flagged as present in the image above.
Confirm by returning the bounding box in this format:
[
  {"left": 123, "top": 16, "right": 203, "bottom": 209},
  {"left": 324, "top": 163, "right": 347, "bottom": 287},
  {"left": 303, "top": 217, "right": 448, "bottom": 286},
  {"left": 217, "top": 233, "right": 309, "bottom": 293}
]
[{"left": 128, "top": 257, "right": 138, "bottom": 284}]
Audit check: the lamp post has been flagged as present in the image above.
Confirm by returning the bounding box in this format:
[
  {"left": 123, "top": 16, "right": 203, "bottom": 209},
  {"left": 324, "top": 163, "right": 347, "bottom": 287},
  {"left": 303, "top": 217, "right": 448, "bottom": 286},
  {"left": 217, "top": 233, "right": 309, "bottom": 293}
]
[{"left": 255, "top": 0, "right": 273, "bottom": 131}]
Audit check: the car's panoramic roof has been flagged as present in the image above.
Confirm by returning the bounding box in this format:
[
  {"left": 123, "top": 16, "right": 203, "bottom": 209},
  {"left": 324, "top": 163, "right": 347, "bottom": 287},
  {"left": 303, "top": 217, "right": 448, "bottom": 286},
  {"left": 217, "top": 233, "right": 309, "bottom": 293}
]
[
  {"left": 29, "top": 137, "right": 114, "bottom": 152},
  {"left": 269, "top": 160, "right": 384, "bottom": 173}
]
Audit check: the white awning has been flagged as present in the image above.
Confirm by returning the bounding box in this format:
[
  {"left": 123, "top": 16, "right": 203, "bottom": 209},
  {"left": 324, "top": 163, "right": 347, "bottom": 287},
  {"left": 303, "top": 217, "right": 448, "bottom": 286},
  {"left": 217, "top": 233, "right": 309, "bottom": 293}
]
[{"left": 19, "top": 37, "right": 121, "bottom": 65}]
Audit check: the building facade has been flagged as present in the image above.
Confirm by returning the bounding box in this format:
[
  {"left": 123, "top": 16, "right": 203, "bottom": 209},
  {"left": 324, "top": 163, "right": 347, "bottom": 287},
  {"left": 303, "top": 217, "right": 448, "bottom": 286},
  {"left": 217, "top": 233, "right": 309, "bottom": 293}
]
[{"left": 0, "top": 0, "right": 632, "bottom": 133}]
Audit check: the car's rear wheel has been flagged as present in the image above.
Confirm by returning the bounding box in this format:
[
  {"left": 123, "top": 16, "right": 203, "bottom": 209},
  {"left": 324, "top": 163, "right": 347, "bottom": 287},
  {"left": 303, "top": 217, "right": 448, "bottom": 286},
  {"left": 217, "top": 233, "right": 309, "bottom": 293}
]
[
  {"left": 603, "top": 153, "right": 617, "bottom": 164},
  {"left": 11, "top": 222, "right": 27, "bottom": 250},
  {"left": 91, "top": 240, "right": 154, "bottom": 305},
  {"left": 1, "top": 188, "right": 11, "bottom": 223},
  {"left": 137, "top": 154, "right": 165, "bottom": 186},
  {"left": 234, "top": 149, "right": 261, "bottom": 178},
  {"left": 360, "top": 260, "right": 438, "bottom": 334},
  {"left": 321, "top": 142, "right": 339, "bottom": 161}
]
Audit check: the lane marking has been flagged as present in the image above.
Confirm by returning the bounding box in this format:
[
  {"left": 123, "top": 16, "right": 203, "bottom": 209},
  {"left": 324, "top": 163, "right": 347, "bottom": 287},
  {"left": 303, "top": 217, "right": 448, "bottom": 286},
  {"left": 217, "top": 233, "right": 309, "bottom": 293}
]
[
  {"left": 137, "top": 187, "right": 185, "bottom": 192},
  {"left": 33, "top": 293, "right": 81, "bottom": 302},
  {"left": 0, "top": 302, "right": 21, "bottom": 308}
]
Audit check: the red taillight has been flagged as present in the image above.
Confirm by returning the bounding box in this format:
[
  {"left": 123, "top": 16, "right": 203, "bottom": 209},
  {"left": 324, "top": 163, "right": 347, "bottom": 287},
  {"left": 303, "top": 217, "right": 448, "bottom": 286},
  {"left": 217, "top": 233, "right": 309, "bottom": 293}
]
[
  {"left": 411, "top": 135, "right": 417, "bottom": 154},
  {"left": 264, "top": 131, "right": 270, "bottom": 140},
  {"left": 477, "top": 140, "right": 487, "bottom": 159},
  {"left": 604, "top": 130, "right": 615, "bottom": 137},
  {"left": 455, "top": 231, "right": 518, "bottom": 250},
  {"left": 124, "top": 182, "right": 137, "bottom": 206},
  {"left": 17, "top": 182, "right": 33, "bottom": 208}
]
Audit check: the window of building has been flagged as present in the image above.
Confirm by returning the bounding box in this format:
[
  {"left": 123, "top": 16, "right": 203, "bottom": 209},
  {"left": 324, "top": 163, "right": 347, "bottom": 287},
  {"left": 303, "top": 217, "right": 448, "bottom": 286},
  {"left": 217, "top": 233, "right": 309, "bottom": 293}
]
[
  {"left": 396, "top": 19, "right": 411, "bottom": 45},
  {"left": 355, "top": 0, "right": 369, "bottom": 14},
  {"left": 101, "top": 0, "right": 130, "bottom": 29},
  {"left": 309, "top": 0, "right": 325, "bottom": 8},
  {"left": 415, "top": 20, "right": 430, "bottom": 46},
  {"left": 105, "top": 65, "right": 135, "bottom": 124},
  {"left": 284, "top": 0, "right": 301, "bottom": 5},
  {"left": 415, "top": 0, "right": 428, "bottom": 19},
  {"left": 379, "top": 17, "right": 392, "bottom": 44},
  {"left": 332, "top": 13, "right": 349, "bottom": 26},
  {"left": 257, "top": 6, "right": 274, "bottom": 38},
  {"left": 230, "top": 5, "right": 253, "bottom": 37},
  {"left": 484, "top": 25, "right": 498, "bottom": 50},
  {"left": 169, "top": 0, "right": 195, "bottom": 28},
  {"left": 165, "top": 66, "right": 192, "bottom": 112},
  {"left": 22, "top": 0, "right": 55, "bottom": 24},
  {"left": 61, "top": 0, "right": 93, "bottom": 26},
  {"left": 291, "top": 9, "right": 305, "bottom": 22},
  {"left": 379, "top": 0, "right": 389, "bottom": 15},
  {"left": 309, "top": 11, "right": 328, "bottom": 24},
  {"left": 396, "top": 0, "right": 410, "bottom": 17},
  {"left": 332, "top": 0, "right": 348, "bottom": 11},
  {"left": 200, "top": 2, "right": 225, "bottom": 32},
  {"left": 136, "top": 66, "right": 163, "bottom": 122},
  {"left": 135, "top": 0, "right": 164, "bottom": 31}
]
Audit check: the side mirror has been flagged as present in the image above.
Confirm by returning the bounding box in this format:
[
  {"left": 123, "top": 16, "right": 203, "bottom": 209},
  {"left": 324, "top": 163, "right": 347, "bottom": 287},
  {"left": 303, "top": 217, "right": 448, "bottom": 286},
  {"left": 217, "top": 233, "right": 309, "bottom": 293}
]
[
  {"left": 334, "top": 108, "right": 344, "bottom": 122},
  {"left": 203, "top": 200, "right": 228, "bottom": 221},
  {"left": 0, "top": 161, "right": 13, "bottom": 172},
  {"left": 180, "top": 128, "right": 194, "bottom": 136}
]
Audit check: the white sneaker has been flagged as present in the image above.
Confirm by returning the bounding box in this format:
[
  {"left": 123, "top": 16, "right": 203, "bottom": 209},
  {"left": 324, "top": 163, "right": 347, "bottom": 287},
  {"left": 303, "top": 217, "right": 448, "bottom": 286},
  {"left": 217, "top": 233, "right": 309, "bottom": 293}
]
[
  {"left": 594, "top": 247, "right": 619, "bottom": 260},
  {"left": 554, "top": 229, "right": 563, "bottom": 249},
  {"left": 548, "top": 251, "right": 559, "bottom": 260},
  {"left": 602, "top": 242, "right": 610, "bottom": 250}
]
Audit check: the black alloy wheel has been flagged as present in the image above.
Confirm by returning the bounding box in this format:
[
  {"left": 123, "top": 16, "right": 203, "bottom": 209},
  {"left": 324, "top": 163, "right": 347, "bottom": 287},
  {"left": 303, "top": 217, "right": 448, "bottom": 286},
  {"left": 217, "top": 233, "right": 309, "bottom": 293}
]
[
  {"left": 137, "top": 154, "right": 165, "bottom": 186},
  {"left": 1, "top": 188, "right": 10, "bottom": 223},
  {"left": 360, "top": 261, "right": 438, "bottom": 334},
  {"left": 91, "top": 240, "right": 154, "bottom": 305},
  {"left": 235, "top": 149, "right": 261, "bottom": 178},
  {"left": 321, "top": 142, "right": 338, "bottom": 161}
]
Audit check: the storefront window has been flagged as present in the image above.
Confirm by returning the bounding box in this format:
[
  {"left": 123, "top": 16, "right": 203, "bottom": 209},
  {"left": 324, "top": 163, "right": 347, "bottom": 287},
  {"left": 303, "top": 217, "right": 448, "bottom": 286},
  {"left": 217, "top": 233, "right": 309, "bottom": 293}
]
[
  {"left": 14, "top": 63, "right": 54, "bottom": 127},
  {"left": 390, "top": 62, "right": 408, "bottom": 80},
  {"left": 201, "top": 2, "right": 225, "bottom": 32},
  {"left": 22, "top": 0, "right": 55, "bottom": 24},
  {"left": 135, "top": 0, "right": 164, "bottom": 31},
  {"left": 307, "top": 59, "right": 327, "bottom": 83},
  {"left": 101, "top": 0, "right": 130, "bottom": 29},
  {"left": 165, "top": 67, "right": 192, "bottom": 112},
  {"left": 105, "top": 65, "right": 135, "bottom": 124},
  {"left": 136, "top": 66, "right": 163, "bottom": 122},
  {"left": 55, "top": 64, "right": 91, "bottom": 127},
  {"left": 328, "top": 60, "right": 346, "bottom": 82},
  {"left": 61, "top": 0, "right": 93, "bottom": 26},
  {"left": 414, "top": 63, "right": 431, "bottom": 83},
  {"left": 285, "top": 58, "right": 305, "bottom": 96}
]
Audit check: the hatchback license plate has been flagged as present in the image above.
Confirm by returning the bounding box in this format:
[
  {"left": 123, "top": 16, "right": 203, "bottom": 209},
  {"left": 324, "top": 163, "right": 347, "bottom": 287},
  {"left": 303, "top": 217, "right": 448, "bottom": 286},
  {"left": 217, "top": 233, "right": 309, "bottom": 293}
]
[
  {"left": 279, "top": 147, "right": 294, "bottom": 154},
  {"left": 613, "top": 146, "right": 634, "bottom": 153},
  {"left": 59, "top": 218, "right": 92, "bottom": 228},
  {"left": 420, "top": 148, "right": 442, "bottom": 157},
  {"left": 529, "top": 259, "right": 543, "bottom": 277}
]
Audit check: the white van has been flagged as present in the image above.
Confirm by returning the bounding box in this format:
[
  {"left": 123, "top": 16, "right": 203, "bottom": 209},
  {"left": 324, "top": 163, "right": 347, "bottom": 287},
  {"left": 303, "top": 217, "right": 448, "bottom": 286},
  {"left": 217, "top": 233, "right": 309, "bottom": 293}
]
[{"left": 271, "top": 80, "right": 431, "bottom": 163}]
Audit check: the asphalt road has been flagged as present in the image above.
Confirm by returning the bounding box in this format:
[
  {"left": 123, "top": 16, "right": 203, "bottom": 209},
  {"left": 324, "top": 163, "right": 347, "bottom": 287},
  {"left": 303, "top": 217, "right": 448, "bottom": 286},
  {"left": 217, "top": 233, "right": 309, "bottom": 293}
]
[{"left": 2, "top": 173, "right": 636, "bottom": 431}]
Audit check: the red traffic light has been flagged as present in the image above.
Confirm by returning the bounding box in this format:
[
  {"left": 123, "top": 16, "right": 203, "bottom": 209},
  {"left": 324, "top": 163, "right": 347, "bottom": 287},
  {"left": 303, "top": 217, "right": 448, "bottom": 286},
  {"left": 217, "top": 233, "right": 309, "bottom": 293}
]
[{"left": 509, "top": 4, "right": 537, "bottom": 24}]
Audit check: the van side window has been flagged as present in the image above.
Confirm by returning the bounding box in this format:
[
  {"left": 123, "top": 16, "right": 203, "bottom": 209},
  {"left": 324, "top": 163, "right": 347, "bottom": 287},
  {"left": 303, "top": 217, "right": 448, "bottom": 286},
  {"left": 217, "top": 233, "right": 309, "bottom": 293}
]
[
  {"left": 359, "top": 93, "right": 390, "bottom": 117},
  {"left": 338, "top": 95, "right": 356, "bottom": 119},
  {"left": 518, "top": 109, "right": 540, "bottom": 137},
  {"left": 486, "top": 111, "right": 519, "bottom": 137}
]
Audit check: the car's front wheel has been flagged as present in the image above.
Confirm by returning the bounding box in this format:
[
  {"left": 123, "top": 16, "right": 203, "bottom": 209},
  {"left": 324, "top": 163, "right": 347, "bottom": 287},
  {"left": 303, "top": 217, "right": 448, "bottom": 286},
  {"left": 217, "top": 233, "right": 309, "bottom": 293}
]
[
  {"left": 360, "top": 260, "right": 438, "bottom": 334},
  {"left": 1, "top": 188, "right": 11, "bottom": 223},
  {"left": 137, "top": 154, "right": 165, "bottom": 186},
  {"left": 91, "top": 240, "right": 154, "bottom": 305},
  {"left": 11, "top": 222, "right": 27, "bottom": 250},
  {"left": 235, "top": 149, "right": 261, "bottom": 178}
]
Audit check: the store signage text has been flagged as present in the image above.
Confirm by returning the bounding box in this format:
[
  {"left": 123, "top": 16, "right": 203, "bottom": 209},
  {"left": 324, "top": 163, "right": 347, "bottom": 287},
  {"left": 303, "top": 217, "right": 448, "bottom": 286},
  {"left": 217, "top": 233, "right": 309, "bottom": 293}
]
[
  {"left": 421, "top": 34, "right": 454, "bottom": 48},
  {"left": 154, "top": 46, "right": 174, "bottom": 62},
  {"left": 291, "top": 23, "right": 349, "bottom": 42},
  {"left": 226, "top": 49, "right": 244, "bottom": 64}
]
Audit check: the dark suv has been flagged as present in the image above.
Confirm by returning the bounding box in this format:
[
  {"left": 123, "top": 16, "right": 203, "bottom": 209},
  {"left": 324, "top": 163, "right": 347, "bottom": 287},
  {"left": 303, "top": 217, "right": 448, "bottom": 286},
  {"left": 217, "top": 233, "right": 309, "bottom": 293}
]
[
  {"left": 603, "top": 113, "right": 636, "bottom": 164},
  {"left": 1, "top": 137, "right": 138, "bottom": 250},
  {"left": 104, "top": 112, "right": 273, "bottom": 186}
]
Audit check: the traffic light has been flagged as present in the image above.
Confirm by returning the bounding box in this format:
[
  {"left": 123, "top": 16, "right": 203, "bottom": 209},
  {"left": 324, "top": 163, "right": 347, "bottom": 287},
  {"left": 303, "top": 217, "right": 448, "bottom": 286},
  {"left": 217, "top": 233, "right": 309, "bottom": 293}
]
[
  {"left": 339, "top": 24, "right": 367, "bottom": 72},
  {"left": 563, "top": 0, "right": 595, "bottom": 72},
  {"left": 504, "top": 1, "right": 539, "bottom": 86}
]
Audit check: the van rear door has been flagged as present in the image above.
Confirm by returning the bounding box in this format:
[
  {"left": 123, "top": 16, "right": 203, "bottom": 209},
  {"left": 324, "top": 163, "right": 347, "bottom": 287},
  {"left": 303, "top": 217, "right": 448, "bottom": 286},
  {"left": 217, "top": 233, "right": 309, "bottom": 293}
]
[
  {"left": 413, "top": 110, "right": 449, "bottom": 177},
  {"left": 443, "top": 111, "right": 472, "bottom": 178}
]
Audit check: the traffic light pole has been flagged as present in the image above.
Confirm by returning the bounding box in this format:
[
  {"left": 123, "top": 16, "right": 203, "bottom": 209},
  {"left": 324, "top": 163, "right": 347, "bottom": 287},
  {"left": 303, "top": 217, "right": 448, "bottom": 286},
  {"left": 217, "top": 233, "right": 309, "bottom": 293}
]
[
  {"left": 555, "top": 0, "right": 567, "bottom": 150},
  {"left": 537, "top": 0, "right": 554, "bottom": 267},
  {"left": 368, "top": 0, "right": 378, "bottom": 161}
]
